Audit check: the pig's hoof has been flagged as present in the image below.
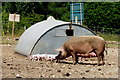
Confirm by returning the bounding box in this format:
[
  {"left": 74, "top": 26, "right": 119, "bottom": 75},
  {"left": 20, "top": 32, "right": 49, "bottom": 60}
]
[
  {"left": 102, "top": 62, "right": 105, "bottom": 65},
  {"left": 56, "top": 60, "right": 60, "bottom": 63},
  {"left": 73, "top": 62, "right": 77, "bottom": 65},
  {"left": 97, "top": 63, "right": 105, "bottom": 66},
  {"left": 97, "top": 64, "right": 101, "bottom": 66}
]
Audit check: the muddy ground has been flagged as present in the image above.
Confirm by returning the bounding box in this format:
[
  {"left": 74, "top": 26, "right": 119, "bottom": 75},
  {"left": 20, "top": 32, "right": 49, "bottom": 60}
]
[{"left": 1, "top": 44, "right": 119, "bottom": 78}]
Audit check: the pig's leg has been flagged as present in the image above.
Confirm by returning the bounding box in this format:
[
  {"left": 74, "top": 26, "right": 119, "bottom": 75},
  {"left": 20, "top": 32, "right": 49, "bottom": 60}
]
[
  {"left": 95, "top": 50, "right": 101, "bottom": 66},
  {"left": 55, "top": 51, "right": 61, "bottom": 63},
  {"left": 71, "top": 52, "right": 77, "bottom": 65},
  {"left": 96, "top": 50, "right": 105, "bottom": 66},
  {"left": 76, "top": 55, "right": 79, "bottom": 63},
  {"left": 69, "top": 46, "right": 78, "bottom": 65},
  {"left": 101, "top": 52, "right": 105, "bottom": 65},
  {"left": 56, "top": 57, "right": 60, "bottom": 63}
]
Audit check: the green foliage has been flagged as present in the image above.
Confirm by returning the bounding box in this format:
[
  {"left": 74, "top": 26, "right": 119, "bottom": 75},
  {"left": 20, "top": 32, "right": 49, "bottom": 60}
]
[
  {"left": 2, "top": 10, "right": 12, "bottom": 35},
  {"left": 2, "top": 2, "right": 70, "bottom": 35},
  {"left": 83, "top": 2, "right": 120, "bottom": 34},
  {"left": 2, "top": 2, "right": 120, "bottom": 36}
]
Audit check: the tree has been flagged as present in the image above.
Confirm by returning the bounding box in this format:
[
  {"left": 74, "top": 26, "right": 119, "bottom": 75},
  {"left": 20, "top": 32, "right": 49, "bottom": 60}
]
[
  {"left": 2, "top": 2, "right": 120, "bottom": 35},
  {"left": 2, "top": 2, "right": 70, "bottom": 35},
  {"left": 83, "top": 2, "right": 120, "bottom": 33}
]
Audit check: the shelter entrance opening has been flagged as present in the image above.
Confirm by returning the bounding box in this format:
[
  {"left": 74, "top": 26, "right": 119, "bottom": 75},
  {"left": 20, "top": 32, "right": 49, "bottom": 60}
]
[{"left": 66, "top": 29, "right": 74, "bottom": 36}]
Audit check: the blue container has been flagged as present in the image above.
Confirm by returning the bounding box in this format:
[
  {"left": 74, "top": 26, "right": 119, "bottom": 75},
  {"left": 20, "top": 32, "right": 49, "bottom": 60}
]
[{"left": 70, "top": 3, "right": 84, "bottom": 24}]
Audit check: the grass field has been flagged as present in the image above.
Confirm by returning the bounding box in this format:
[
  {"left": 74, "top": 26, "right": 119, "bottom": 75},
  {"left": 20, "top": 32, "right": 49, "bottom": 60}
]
[
  {"left": 1, "top": 33, "right": 120, "bottom": 44},
  {"left": 98, "top": 33, "right": 119, "bottom": 42}
]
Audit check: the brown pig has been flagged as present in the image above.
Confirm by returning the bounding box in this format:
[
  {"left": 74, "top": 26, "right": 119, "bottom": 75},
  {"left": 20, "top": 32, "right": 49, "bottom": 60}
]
[{"left": 55, "top": 36, "right": 106, "bottom": 66}]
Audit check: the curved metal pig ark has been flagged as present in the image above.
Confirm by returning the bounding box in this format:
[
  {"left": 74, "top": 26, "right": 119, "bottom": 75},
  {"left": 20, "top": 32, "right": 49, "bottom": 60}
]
[{"left": 55, "top": 36, "right": 106, "bottom": 66}]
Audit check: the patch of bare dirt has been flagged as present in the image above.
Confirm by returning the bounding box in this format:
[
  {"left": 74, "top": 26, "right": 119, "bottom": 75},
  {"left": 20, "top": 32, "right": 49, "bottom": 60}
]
[{"left": 1, "top": 45, "right": 119, "bottom": 78}]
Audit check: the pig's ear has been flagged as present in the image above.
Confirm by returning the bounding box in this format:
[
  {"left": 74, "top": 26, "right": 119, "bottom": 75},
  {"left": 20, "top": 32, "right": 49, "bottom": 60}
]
[{"left": 54, "top": 48, "right": 62, "bottom": 51}]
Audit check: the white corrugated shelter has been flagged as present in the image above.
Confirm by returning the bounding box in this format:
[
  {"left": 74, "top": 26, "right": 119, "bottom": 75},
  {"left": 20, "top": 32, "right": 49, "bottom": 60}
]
[{"left": 15, "top": 16, "right": 96, "bottom": 56}]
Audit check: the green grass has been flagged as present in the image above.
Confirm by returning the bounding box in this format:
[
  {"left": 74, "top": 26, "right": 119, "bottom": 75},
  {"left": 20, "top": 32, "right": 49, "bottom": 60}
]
[
  {"left": 107, "top": 43, "right": 119, "bottom": 48},
  {"left": 1, "top": 33, "right": 120, "bottom": 44},
  {"left": 98, "top": 33, "right": 119, "bottom": 42}
]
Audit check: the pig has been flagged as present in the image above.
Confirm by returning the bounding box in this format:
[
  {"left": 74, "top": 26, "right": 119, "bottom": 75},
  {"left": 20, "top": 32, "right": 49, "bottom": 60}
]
[
  {"left": 29, "top": 54, "right": 57, "bottom": 61},
  {"left": 29, "top": 54, "right": 42, "bottom": 61},
  {"left": 55, "top": 36, "right": 106, "bottom": 66}
]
